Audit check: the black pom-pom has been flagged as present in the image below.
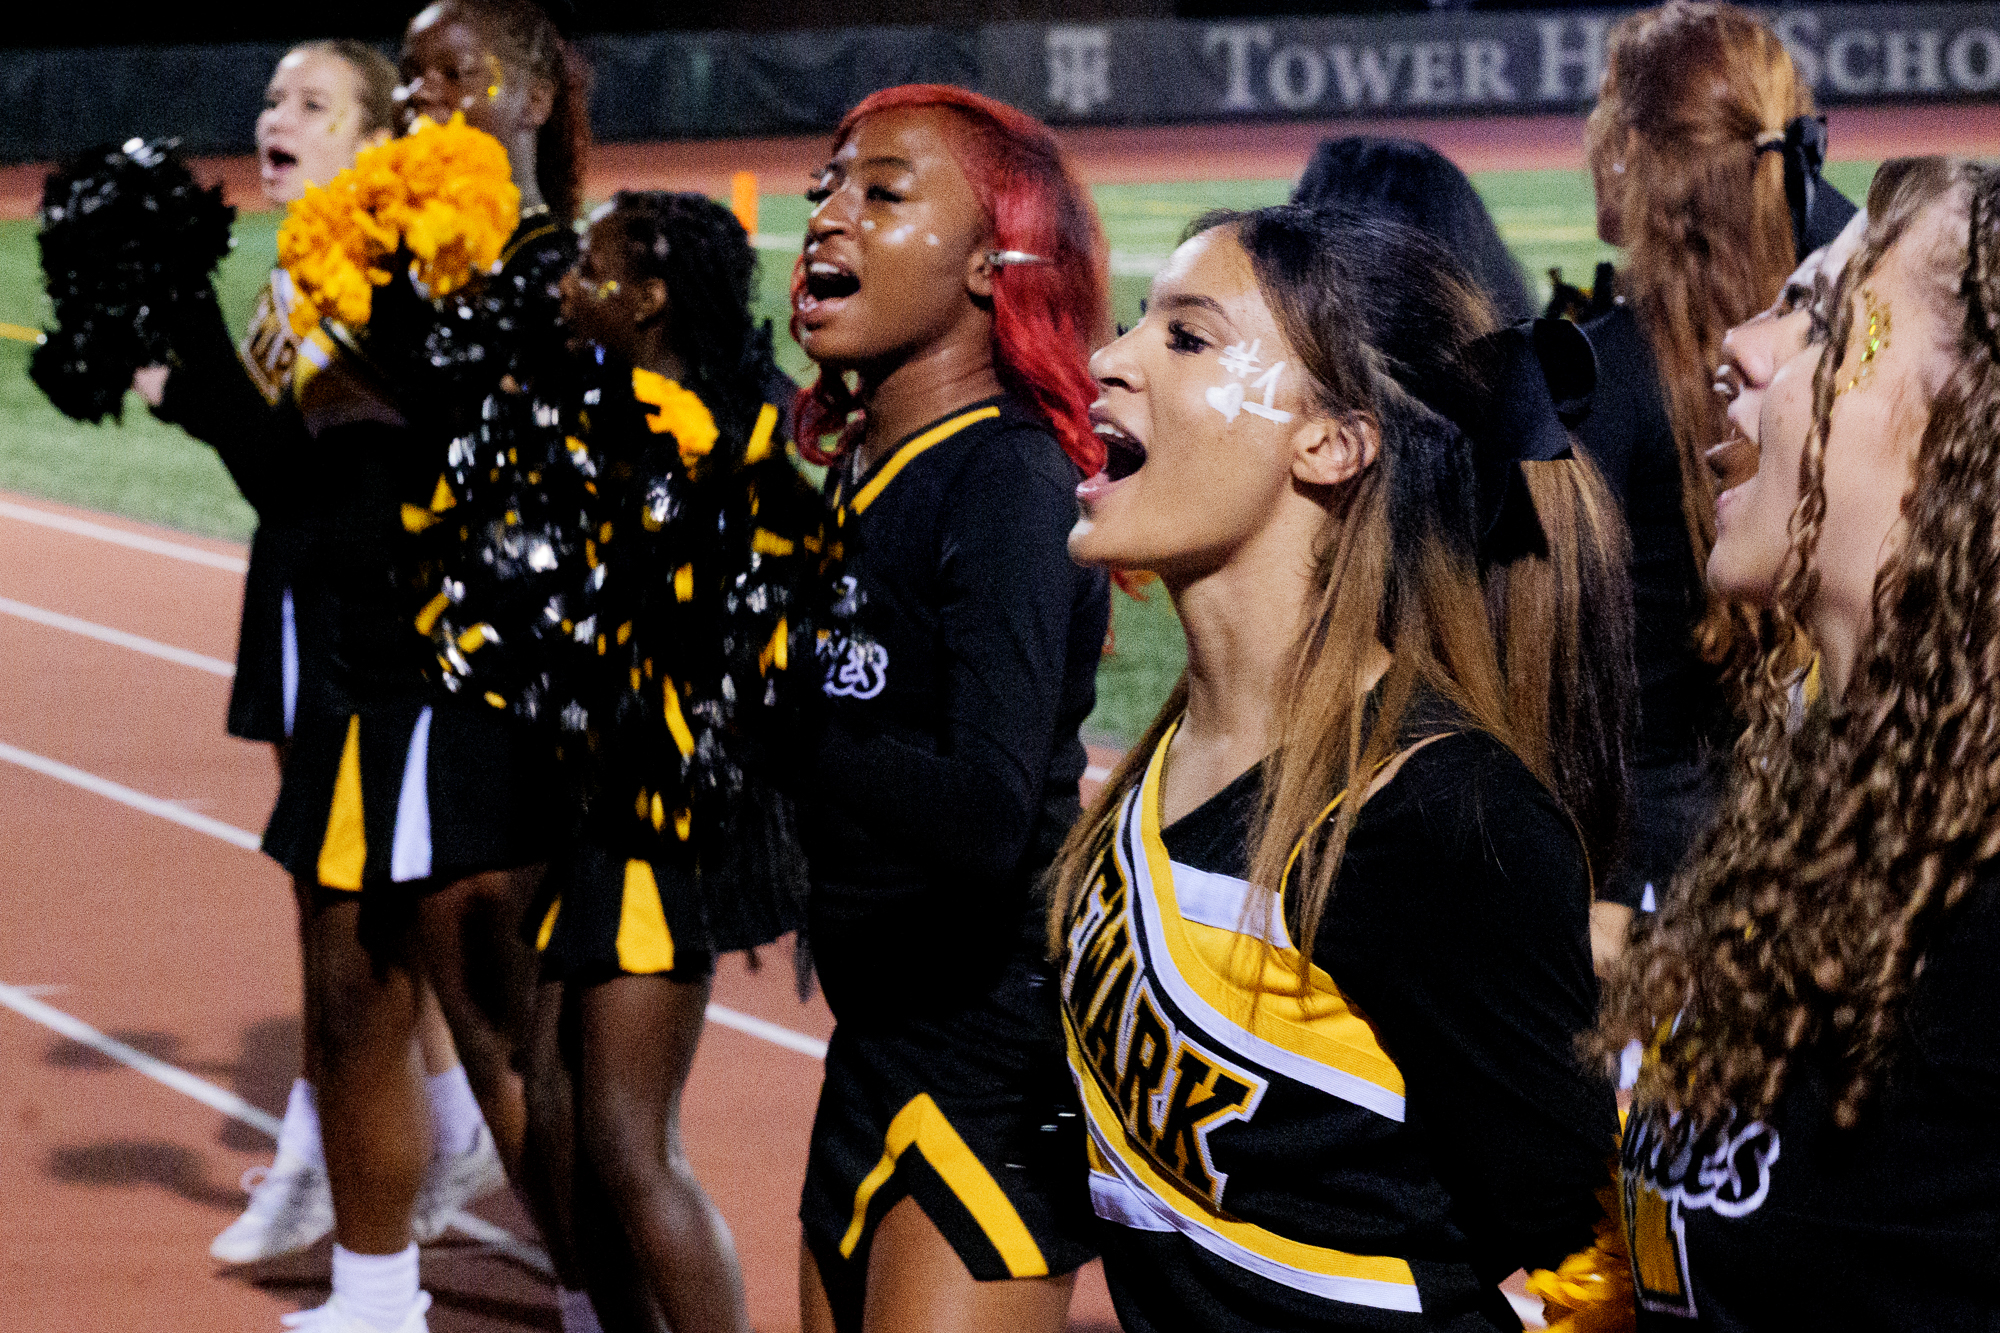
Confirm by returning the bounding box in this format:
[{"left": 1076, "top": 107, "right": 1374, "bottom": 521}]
[{"left": 29, "top": 138, "right": 235, "bottom": 424}]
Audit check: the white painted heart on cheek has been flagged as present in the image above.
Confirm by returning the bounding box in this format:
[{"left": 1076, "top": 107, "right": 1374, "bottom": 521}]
[{"left": 1205, "top": 380, "right": 1244, "bottom": 422}]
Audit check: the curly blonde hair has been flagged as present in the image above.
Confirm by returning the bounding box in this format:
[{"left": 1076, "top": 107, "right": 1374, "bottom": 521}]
[{"left": 1595, "top": 157, "right": 2000, "bottom": 1134}]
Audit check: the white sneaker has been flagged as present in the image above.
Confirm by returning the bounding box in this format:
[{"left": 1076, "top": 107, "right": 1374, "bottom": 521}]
[
  {"left": 211, "top": 1150, "right": 335, "bottom": 1263},
  {"left": 410, "top": 1123, "right": 508, "bottom": 1244},
  {"left": 280, "top": 1292, "right": 431, "bottom": 1333}
]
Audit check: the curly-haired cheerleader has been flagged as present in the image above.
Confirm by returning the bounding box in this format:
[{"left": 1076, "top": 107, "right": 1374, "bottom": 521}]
[
  {"left": 1599, "top": 159, "right": 2000, "bottom": 1331},
  {"left": 133, "top": 36, "right": 510, "bottom": 1269},
  {"left": 1053, "top": 206, "right": 1632, "bottom": 1332},
  {"left": 789, "top": 87, "right": 1111, "bottom": 1333}
]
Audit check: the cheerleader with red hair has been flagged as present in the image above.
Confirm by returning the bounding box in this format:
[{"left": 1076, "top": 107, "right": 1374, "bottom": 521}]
[{"left": 789, "top": 86, "right": 1111, "bottom": 1333}]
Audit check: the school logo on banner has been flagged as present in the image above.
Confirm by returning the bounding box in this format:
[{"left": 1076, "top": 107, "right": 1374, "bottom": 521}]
[{"left": 1046, "top": 27, "right": 1114, "bottom": 115}]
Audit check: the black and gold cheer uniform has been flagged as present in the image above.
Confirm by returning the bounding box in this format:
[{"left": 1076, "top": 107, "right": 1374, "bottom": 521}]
[
  {"left": 486, "top": 362, "right": 821, "bottom": 984},
  {"left": 1063, "top": 705, "right": 1617, "bottom": 1331},
  {"left": 1578, "top": 305, "right": 1735, "bottom": 912},
  {"left": 798, "top": 397, "right": 1109, "bottom": 1329},
  {"left": 152, "top": 270, "right": 318, "bottom": 744},
  {"left": 1621, "top": 877, "right": 2000, "bottom": 1330},
  {"left": 163, "top": 219, "right": 576, "bottom": 894}
]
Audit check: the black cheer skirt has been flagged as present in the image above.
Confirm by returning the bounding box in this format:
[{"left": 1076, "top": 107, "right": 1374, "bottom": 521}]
[
  {"left": 536, "top": 788, "right": 807, "bottom": 985},
  {"left": 263, "top": 694, "right": 558, "bottom": 891}
]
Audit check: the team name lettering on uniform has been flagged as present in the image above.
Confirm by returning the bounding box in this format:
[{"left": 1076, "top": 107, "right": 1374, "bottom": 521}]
[
  {"left": 1621, "top": 1109, "right": 1782, "bottom": 1319},
  {"left": 1065, "top": 847, "right": 1265, "bottom": 1209}
]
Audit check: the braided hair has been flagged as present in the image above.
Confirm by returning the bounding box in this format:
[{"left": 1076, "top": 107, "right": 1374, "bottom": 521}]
[{"left": 609, "top": 189, "right": 786, "bottom": 449}]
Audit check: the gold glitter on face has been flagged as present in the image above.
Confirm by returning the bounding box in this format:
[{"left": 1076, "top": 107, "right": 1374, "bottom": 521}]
[{"left": 1835, "top": 288, "right": 1891, "bottom": 397}]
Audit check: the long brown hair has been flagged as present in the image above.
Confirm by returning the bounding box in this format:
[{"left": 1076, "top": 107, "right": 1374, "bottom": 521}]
[
  {"left": 1494, "top": 455, "right": 1636, "bottom": 877},
  {"left": 1048, "top": 207, "right": 1633, "bottom": 970},
  {"left": 1596, "top": 158, "right": 2000, "bottom": 1134},
  {"left": 1588, "top": 1, "right": 1810, "bottom": 666}
]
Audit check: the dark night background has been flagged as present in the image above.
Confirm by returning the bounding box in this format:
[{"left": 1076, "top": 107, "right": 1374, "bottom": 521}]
[{"left": 5, "top": 0, "right": 1873, "bottom": 47}]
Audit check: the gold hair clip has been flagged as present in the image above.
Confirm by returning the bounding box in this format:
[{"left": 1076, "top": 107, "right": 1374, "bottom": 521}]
[
  {"left": 1835, "top": 287, "right": 1890, "bottom": 396},
  {"left": 592, "top": 279, "right": 620, "bottom": 300}
]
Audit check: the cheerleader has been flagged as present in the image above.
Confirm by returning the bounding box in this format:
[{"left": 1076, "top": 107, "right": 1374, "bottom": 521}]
[
  {"left": 1705, "top": 206, "right": 1868, "bottom": 587},
  {"left": 1599, "top": 158, "right": 2000, "bottom": 1330},
  {"left": 450, "top": 188, "right": 813, "bottom": 1333},
  {"left": 1578, "top": 1, "right": 1857, "bottom": 969},
  {"left": 133, "top": 38, "right": 502, "bottom": 1267},
  {"left": 224, "top": 3, "right": 588, "bottom": 1329},
  {"left": 1052, "top": 205, "right": 1628, "bottom": 1331},
  {"left": 788, "top": 87, "right": 1111, "bottom": 1333}
]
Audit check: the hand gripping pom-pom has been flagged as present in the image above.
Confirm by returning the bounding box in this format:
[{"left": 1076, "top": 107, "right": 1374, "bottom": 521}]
[{"left": 29, "top": 139, "right": 235, "bottom": 424}]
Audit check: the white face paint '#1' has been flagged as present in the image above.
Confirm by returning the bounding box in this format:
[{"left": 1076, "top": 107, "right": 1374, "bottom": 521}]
[{"left": 1207, "top": 338, "right": 1294, "bottom": 425}]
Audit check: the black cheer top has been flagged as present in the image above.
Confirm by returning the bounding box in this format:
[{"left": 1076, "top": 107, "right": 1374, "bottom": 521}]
[
  {"left": 802, "top": 396, "right": 1111, "bottom": 1020},
  {"left": 152, "top": 268, "right": 330, "bottom": 742},
  {"left": 1623, "top": 868, "right": 2000, "bottom": 1332},
  {"left": 1577, "top": 303, "right": 1735, "bottom": 909},
  {"left": 1065, "top": 698, "right": 1617, "bottom": 1332}
]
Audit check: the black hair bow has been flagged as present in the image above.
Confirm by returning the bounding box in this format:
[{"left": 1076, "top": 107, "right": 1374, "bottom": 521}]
[
  {"left": 1467, "top": 317, "right": 1595, "bottom": 562},
  {"left": 1758, "top": 115, "right": 1859, "bottom": 263}
]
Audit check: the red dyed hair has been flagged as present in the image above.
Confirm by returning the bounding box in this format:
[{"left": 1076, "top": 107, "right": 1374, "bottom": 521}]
[{"left": 793, "top": 85, "right": 1109, "bottom": 477}]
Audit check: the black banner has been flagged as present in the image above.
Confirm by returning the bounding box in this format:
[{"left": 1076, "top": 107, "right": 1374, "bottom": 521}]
[{"left": 3, "top": 5, "right": 1995, "bottom": 164}]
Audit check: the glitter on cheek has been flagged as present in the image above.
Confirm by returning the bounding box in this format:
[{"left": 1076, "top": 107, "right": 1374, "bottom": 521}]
[
  {"left": 884, "top": 224, "right": 914, "bottom": 244},
  {"left": 860, "top": 218, "right": 876, "bottom": 231},
  {"left": 924, "top": 233, "right": 941, "bottom": 246}
]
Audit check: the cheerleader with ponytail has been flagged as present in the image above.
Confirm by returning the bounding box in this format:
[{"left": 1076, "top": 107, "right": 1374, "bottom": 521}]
[{"left": 1052, "top": 206, "right": 1633, "bottom": 1332}]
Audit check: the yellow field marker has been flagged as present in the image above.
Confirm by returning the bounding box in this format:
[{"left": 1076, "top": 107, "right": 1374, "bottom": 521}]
[
  {"left": 730, "top": 171, "right": 758, "bottom": 238},
  {"left": 0, "top": 321, "right": 46, "bottom": 344}
]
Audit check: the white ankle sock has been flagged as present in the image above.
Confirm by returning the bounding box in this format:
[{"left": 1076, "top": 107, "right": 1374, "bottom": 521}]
[
  {"left": 331, "top": 1243, "right": 420, "bottom": 1332},
  {"left": 424, "top": 1066, "right": 484, "bottom": 1159},
  {"left": 275, "top": 1078, "right": 325, "bottom": 1167},
  {"left": 555, "top": 1287, "right": 604, "bottom": 1333}
]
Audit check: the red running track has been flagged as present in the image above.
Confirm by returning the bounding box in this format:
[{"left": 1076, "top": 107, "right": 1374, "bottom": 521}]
[{"left": 0, "top": 489, "right": 1124, "bottom": 1331}]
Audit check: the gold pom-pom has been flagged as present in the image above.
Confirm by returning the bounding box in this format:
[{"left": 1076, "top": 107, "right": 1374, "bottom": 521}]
[
  {"left": 631, "top": 368, "right": 721, "bottom": 473},
  {"left": 1526, "top": 1184, "right": 1635, "bottom": 1333},
  {"left": 277, "top": 113, "right": 520, "bottom": 338}
]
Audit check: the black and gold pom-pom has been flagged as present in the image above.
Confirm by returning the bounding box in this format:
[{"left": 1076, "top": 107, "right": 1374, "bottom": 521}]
[{"left": 30, "top": 139, "right": 235, "bottom": 424}]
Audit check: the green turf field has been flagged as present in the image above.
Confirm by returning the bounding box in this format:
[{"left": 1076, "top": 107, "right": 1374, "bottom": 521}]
[{"left": 0, "top": 160, "right": 1878, "bottom": 743}]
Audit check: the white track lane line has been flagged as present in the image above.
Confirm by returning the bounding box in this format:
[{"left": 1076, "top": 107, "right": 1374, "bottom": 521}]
[
  {"left": 0, "top": 739, "right": 262, "bottom": 851},
  {"left": 703, "top": 1004, "right": 827, "bottom": 1059},
  {"left": 0, "top": 981, "right": 284, "bottom": 1135},
  {"left": 0, "top": 498, "right": 248, "bottom": 573},
  {"left": 0, "top": 738, "right": 827, "bottom": 1060},
  {"left": 0, "top": 595, "right": 236, "bottom": 677},
  {"left": 0, "top": 979, "right": 553, "bottom": 1275}
]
